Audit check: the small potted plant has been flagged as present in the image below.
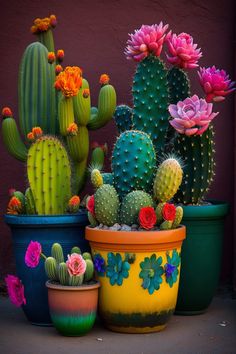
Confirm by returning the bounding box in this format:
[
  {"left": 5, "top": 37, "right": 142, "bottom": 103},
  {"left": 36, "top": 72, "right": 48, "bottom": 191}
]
[
  {"left": 2, "top": 14, "right": 116, "bottom": 325},
  {"left": 24, "top": 241, "right": 100, "bottom": 336}
]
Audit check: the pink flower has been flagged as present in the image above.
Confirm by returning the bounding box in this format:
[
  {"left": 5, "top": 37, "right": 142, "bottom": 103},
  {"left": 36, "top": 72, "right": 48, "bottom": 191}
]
[
  {"left": 5, "top": 275, "right": 26, "bottom": 307},
  {"left": 66, "top": 253, "right": 86, "bottom": 276},
  {"left": 25, "top": 241, "right": 42, "bottom": 268},
  {"left": 166, "top": 32, "right": 202, "bottom": 69},
  {"left": 125, "top": 22, "right": 169, "bottom": 62},
  {"left": 169, "top": 95, "right": 219, "bottom": 136},
  {"left": 198, "top": 66, "right": 235, "bottom": 103}
]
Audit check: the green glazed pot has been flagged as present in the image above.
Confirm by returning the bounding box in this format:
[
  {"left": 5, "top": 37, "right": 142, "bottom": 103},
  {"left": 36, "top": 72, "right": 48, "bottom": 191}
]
[{"left": 175, "top": 201, "right": 228, "bottom": 315}]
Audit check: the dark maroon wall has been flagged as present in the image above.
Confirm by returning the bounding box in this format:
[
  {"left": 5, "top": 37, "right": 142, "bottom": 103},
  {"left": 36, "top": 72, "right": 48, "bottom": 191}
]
[{"left": 0, "top": 0, "right": 235, "bottom": 283}]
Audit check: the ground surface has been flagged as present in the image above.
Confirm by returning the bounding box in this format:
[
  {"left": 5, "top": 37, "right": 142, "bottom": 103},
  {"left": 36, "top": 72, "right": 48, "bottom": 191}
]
[{"left": 0, "top": 295, "right": 236, "bottom": 354}]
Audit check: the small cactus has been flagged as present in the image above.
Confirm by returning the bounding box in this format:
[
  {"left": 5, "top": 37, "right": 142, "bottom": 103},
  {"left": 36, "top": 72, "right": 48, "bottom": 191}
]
[
  {"left": 172, "top": 206, "right": 183, "bottom": 228},
  {"left": 91, "top": 169, "right": 103, "bottom": 189},
  {"left": 84, "top": 259, "right": 94, "bottom": 282},
  {"left": 51, "top": 243, "right": 64, "bottom": 264},
  {"left": 45, "top": 257, "right": 58, "bottom": 281},
  {"left": 94, "top": 184, "right": 120, "bottom": 226}
]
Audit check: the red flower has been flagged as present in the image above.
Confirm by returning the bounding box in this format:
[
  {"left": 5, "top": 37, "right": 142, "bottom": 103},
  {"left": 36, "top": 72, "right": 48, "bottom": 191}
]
[
  {"left": 162, "top": 203, "right": 176, "bottom": 221},
  {"left": 87, "top": 195, "right": 95, "bottom": 216},
  {"left": 25, "top": 241, "right": 42, "bottom": 268},
  {"left": 139, "top": 207, "right": 157, "bottom": 230},
  {"left": 2, "top": 107, "right": 13, "bottom": 118},
  {"left": 5, "top": 275, "right": 26, "bottom": 307}
]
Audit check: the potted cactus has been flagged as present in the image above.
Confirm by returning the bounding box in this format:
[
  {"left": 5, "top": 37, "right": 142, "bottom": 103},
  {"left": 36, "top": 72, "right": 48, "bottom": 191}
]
[
  {"left": 24, "top": 241, "right": 100, "bottom": 336},
  {"left": 114, "top": 25, "right": 235, "bottom": 315},
  {"left": 2, "top": 15, "right": 116, "bottom": 325}
]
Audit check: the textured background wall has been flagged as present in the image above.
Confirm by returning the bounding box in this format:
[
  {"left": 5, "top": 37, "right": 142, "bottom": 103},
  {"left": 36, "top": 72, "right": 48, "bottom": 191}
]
[{"left": 0, "top": 0, "right": 235, "bottom": 285}]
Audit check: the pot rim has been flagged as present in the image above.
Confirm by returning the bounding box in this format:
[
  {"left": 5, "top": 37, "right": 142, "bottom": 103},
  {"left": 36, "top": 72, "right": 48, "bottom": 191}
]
[
  {"left": 46, "top": 280, "right": 100, "bottom": 291},
  {"left": 182, "top": 200, "right": 229, "bottom": 219}
]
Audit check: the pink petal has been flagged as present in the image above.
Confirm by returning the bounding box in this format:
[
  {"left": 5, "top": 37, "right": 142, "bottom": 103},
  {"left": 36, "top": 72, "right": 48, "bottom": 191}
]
[{"left": 185, "top": 128, "right": 199, "bottom": 136}]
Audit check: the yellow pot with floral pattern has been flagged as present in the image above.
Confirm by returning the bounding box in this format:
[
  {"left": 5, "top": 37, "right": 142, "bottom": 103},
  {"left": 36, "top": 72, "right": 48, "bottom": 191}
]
[{"left": 86, "top": 226, "right": 186, "bottom": 333}]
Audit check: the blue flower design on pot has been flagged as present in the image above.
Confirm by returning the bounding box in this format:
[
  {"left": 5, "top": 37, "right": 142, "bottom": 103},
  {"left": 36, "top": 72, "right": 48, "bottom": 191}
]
[
  {"left": 164, "top": 249, "right": 181, "bottom": 287},
  {"left": 106, "top": 252, "right": 130, "bottom": 286},
  {"left": 139, "top": 254, "right": 164, "bottom": 295},
  {"left": 93, "top": 253, "right": 106, "bottom": 276}
]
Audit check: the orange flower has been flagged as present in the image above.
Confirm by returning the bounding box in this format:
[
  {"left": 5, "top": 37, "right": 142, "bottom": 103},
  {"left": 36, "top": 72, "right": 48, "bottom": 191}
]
[
  {"left": 7, "top": 196, "right": 22, "bottom": 214},
  {"left": 50, "top": 15, "right": 57, "bottom": 28},
  {"left": 48, "top": 52, "right": 56, "bottom": 63},
  {"left": 67, "top": 122, "right": 78, "bottom": 136},
  {"left": 68, "top": 195, "right": 80, "bottom": 213},
  {"left": 2, "top": 107, "right": 13, "bottom": 118},
  {"left": 54, "top": 66, "right": 83, "bottom": 97},
  {"left": 27, "top": 132, "right": 35, "bottom": 141},
  {"left": 99, "top": 74, "right": 110, "bottom": 85},
  {"left": 31, "top": 15, "right": 56, "bottom": 34},
  {"left": 57, "top": 49, "right": 64, "bottom": 62},
  {"left": 32, "top": 127, "right": 43, "bottom": 138},
  {"left": 82, "top": 89, "right": 90, "bottom": 98},
  {"left": 55, "top": 65, "right": 63, "bottom": 75}
]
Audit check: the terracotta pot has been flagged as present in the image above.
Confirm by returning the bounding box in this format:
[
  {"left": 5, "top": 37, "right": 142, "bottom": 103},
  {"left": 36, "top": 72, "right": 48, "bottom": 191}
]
[
  {"left": 86, "top": 226, "right": 186, "bottom": 333},
  {"left": 46, "top": 280, "right": 100, "bottom": 336}
]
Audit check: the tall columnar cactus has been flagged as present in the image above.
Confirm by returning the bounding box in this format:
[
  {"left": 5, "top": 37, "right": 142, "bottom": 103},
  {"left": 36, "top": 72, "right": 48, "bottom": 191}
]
[
  {"left": 111, "top": 130, "right": 156, "bottom": 198},
  {"left": 27, "top": 136, "right": 71, "bottom": 215},
  {"left": 30, "top": 14, "right": 57, "bottom": 52}
]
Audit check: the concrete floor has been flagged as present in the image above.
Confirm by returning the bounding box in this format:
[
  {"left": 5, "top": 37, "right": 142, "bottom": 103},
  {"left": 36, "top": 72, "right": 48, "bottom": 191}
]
[{"left": 0, "top": 295, "right": 236, "bottom": 354}]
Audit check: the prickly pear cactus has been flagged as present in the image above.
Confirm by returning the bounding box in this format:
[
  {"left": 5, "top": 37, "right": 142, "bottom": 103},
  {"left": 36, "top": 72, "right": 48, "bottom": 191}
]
[
  {"left": 112, "top": 130, "right": 156, "bottom": 198},
  {"left": 94, "top": 184, "right": 120, "bottom": 226},
  {"left": 114, "top": 104, "right": 133, "bottom": 133}
]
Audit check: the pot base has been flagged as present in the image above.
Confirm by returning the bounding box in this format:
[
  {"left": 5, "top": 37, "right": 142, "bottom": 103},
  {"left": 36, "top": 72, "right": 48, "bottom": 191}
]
[{"left": 106, "top": 324, "right": 167, "bottom": 334}]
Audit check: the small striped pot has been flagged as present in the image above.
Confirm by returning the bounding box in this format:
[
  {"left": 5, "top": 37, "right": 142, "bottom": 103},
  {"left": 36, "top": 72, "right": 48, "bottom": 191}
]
[{"left": 46, "top": 281, "right": 100, "bottom": 336}]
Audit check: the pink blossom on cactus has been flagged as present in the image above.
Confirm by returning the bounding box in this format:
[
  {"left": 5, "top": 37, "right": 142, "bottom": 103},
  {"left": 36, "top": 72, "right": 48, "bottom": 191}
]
[
  {"left": 5, "top": 275, "right": 26, "bottom": 307},
  {"left": 66, "top": 253, "right": 86, "bottom": 277},
  {"left": 125, "top": 22, "right": 169, "bottom": 62},
  {"left": 169, "top": 94, "right": 219, "bottom": 136},
  {"left": 166, "top": 32, "right": 202, "bottom": 69},
  {"left": 25, "top": 241, "right": 42, "bottom": 268},
  {"left": 198, "top": 66, "right": 235, "bottom": 103}
]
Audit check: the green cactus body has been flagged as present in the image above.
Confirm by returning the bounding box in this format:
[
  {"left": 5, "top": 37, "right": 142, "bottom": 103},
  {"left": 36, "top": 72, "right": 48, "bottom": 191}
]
[
  {"left": 167, "top": 67, "right": 190, "bottom": 104},
  {"left": 25, "top": 187, "right": 36, "bottom": 214},
  {"left": 91, "top": 169, "right": 103, "bottom": 189},
  {"left": 101, "top": 173, "right": 114, "bottom": 186},
  {"left": 172, "top": 206, "right": 183, "bottom": 228},
  {"left": 112, "top": 130, "right": 156, "bottom": 198},
  {"left": 51, "top": 243, "right": 64, "bottom": 264},
  {"left": 155, "top": 202, "right": 165, "bottom": 225},
  {"left": 27, "top": 136, "right": 71, "bottom": 215},
  {"left": 94, "top": 184, "right": 119, "bottom": 226},
  {"left": 38, "top": 29, "right": 55, "bottom": 52},
  {"left": 18, "top": 42, "right": 56, "bottom": 138},
  {"left": 71, "top": 246, "right": 81, "bottom": 255},
  {"left": 73, "top": 159, "right": 88, "bottom": 194},
  {"left": 153, "top": 158, "right": 183, "bottom": 203},
  {"left": 174, "top": 126, "right": 214, "bottom": 205},
  {"left": 88, "top": 84, "right": 116, "bottom": 130},
  {"left": 88, "top": 211, "right": 98, "bottom": 227},
  {"left": 1, "top": 117, "right": 27, "bottom": 161},
  {"left": 114, "top": 104, "right": 133, "bottom": 133},
  {"left": 82, "top": 252, "right": 92, "bottom": 260},
  {"left": 58, "top": 262, "right": 70, "bottom": 285},
  {"left": 120, "top": 190, "right": 153, "bottom": 225},
  {"left": 45, "top": 257, "right": 58, "bottom": 281},
  {"left": 66, "top": 126, "right": 89, "bottom": 162},
  {"left": 160, "top": 220, "right": 173, "bottom": 230},
  {"left": 73, "top": 79, "right": 91, "bottom": 126},
  {"left": 84, "top": 259, "right": 94, "bottom": 282},
  {"left": 132, "top": 55, "right": 169, "bottom": 151},
  {"left": 58, "top": 97, "right": 74, "bottom": 136},
  {"left": 90, "top": 146, "right": 106, "bottom": 170},
  {"left": 69, "top": 274, "right": 84, "bottom": 286}
]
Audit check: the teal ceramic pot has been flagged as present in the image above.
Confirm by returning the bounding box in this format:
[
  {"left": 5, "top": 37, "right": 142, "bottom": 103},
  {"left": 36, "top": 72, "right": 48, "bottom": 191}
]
[
  {"left": 175, "top": 201, "right": 229, "bottom": 315},
  {"left": 4, "top": 211, "right": 89, "bottom": 325}
]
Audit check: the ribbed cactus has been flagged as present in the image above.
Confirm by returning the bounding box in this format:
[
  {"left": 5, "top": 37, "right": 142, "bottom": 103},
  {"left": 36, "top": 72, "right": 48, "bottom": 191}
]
[
  {"left": 94, "top": 184, "right": 120, "bottom": 226},
  {"left": 25, "top": 188, "right": 36, "bottom": 214},
  {"left": 153, "top": 157, "right": 183, "bottom": 203},
  {"left": 112, "top": 130, "right": 156, "bottom": 198},
  {"left": 120, "top": 191, "right": 153, "bottom": 225},
  {"left": 51, "top": 243, "right": 64, "bottom": 264},
  {"left": 114, "top": 104, "right": 133, "bottom": 133},
  {"left": 27, "top": 136, "right": 71, "bottom": 215},
  {"left": 58, "top": 263, "right": 70, "bottom": 285},
  {"left": 45, "top": 257, "right": 58, "bottom": 281},
  {"left": 84, "top": 259, "right": 94, "bottom": 282},
  {"left": 173, "top": 126, "right": 215, "bottom": 205}
]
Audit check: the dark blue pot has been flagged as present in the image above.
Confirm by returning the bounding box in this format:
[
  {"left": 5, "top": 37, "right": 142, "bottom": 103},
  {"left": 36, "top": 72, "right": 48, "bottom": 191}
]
[{"left": 4, "top": 211, "right": 89, "bottom": 326}]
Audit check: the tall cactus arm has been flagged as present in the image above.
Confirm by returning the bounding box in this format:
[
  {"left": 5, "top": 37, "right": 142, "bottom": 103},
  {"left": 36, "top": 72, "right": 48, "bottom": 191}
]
[
  {"left": 37, "top": 29, "right": 55, "bottom": 53},
  {"left": 1, "top": 117, "right": 28, "bottom": 161},
  {"left": 87, "top": 83, "right": 116, "bottom": 130},
  {"left": 73, "top": 159, "right": 88, "bottom": 194},
  {"left": 73, "top": 79, "right": 91, "bottom": 126},
  {"left": 66, "top": 126, "right": 89, "bottom": 163},
  {"left": 58, "top": 96, "right": 74, "bottom": 136}
]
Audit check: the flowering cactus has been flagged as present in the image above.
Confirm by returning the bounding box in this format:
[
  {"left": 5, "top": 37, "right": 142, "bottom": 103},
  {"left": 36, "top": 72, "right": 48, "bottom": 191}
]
[
  {"left": 198, "top": 66, "right": 236, "bottom": 103},
  {"left": 169, "top": 95, "right": 219, "bottom": 136}
]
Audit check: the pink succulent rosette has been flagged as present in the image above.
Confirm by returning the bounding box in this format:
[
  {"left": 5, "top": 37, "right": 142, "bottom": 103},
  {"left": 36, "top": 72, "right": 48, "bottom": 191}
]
[
  {"left": 166, "top": 32, "right": 202, "bottom": 69},
  {"left": 25, "top": 241, "right": 42, "bottom": 268},
  {"left": 66, "top": 253, "right": 86, "bottom": 277},
  {"left": 198, "top": 66, "right": 235, "bottom": 103},
  {"left": 125, "top": 22, "right": 169, "bottom": 62},
  {"left": 5, "top": 275, "right": 26, "bottom": 307},
  {"left": 169, "top": 95, "right": 219, "bottom": 136}
]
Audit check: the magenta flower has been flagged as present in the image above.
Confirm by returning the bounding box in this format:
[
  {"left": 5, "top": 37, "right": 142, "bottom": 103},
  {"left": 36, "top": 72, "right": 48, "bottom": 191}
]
[
  {"left": 125, "top": 22, "right": 169, "bottom": 62},
  {"left": 25, "top": 241, "right": 42, "bottom": 268},
  {"left": 198, "top": 66, "right": 235, "bottom": 103},
  {"left": 5, "top": 275, "right": 26, "bottom": 307},
  {"left": 66, "top": 253, "right": 86, "bottom": 276},
  {"left": 166, "top": 32, "right": 202, "bottom": 69},
  {"left": 169, "top": 94, "right": 219, "bottom": 136}
]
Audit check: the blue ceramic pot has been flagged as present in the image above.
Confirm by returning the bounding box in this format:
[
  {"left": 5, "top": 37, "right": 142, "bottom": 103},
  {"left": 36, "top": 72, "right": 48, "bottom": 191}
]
[{"left": 4, "top": 211, "right": 89, "bottom": 326}]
